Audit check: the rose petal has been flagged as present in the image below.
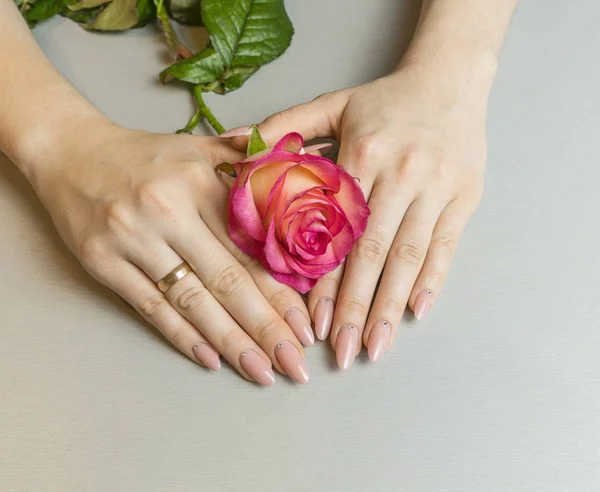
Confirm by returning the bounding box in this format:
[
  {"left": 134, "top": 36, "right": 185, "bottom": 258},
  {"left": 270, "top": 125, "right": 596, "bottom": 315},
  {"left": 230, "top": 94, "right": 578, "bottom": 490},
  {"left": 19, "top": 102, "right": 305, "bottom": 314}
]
[
  {"left": 273, "top": 132, "right": 304, "bottom": 153},
  {"left": 228, "top": 211, "right": 266, "bottom": 260},
  {"left": 264, "top": 221, "right": 295, "bottom": 274},
  {"left": 269, "top": 270, "right": 316, "bottom": 294},
  {"left": 230, "top": 179, "right": 267, "bottom": 242},
  {"left": 332, "top": 171, "right": 370, "bottom": 240}
]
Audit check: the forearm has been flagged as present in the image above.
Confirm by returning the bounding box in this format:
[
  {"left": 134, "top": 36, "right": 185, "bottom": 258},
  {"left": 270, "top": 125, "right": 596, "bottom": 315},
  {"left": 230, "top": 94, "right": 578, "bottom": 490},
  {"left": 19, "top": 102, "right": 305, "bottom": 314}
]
[
  {"left": 0, "top": 0, "right": 108, "bottom": 181},
  {"left": 399, "top": 0, "right": 519, "bottom": 97}
]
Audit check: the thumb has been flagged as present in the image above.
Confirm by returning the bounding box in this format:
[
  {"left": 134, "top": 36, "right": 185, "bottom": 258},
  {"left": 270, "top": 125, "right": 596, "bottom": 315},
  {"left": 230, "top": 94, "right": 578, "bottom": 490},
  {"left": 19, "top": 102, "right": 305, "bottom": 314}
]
[{"left": 221, "top": 90, "right": 351, "bottom": 151}]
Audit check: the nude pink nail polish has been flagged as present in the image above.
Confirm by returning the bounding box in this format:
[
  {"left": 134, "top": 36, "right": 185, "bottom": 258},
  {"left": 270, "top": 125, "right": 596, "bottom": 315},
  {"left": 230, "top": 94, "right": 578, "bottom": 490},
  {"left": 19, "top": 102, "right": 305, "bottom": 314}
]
[
  {"left": 414, "top": 289, "right": 433, "bottom": 321},
  {"left": 314, "top": 297, "right": 334, "bottom": 340},
  {"left": 335, "top": 325, "right": 358, "bottom": 370},
  {"left": 367, "top": 321, "right": 391, "bottom": 362},
  {"left": 193, "top": 343, "right": 221, "bottom": 371},
  {"left": 275, "top": 341, "right": 309, "bottom": 384},
  {"left": 284, "top": 308, "right": 315, "bottom": 346},
  {"left": 218, "top": 126, "right": 253, "bottom": 138},
  {"left": 302, "top": 143, "right": 333, "bottom": 154},
  {"left": 239, "top": 350, "right": 275, "bottom": 386}
]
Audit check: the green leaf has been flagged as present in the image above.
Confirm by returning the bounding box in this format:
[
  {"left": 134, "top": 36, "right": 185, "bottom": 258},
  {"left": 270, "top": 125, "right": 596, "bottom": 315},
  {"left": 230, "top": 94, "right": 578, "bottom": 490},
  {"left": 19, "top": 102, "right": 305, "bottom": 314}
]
[
  {"left": 167, "top": 0, "right": 202, "bottom": 25},
  {"left": 61, "top": 4, "right": 104, "bottom": 22},
  {"left": 84, "top": 0, "right": 139, "bottom": 30},
  {"left": 221, "top": 65, "right": 259, "bottom": 92},
  {"left": 175, "top": 110, "right": 201, "bottom": 134},
  {"left": 160, "top": 47, "right": 224, "bottom": 84},
  {"left": 247, "top": 125, "right": 268, "bottom": 157},
  {"left": 201, "top": 0, "right": 293, "bottom": 69},
  {"left": 215, "top": 162, "right": 237, "bottom": 178},
  {"left": 135, "top": 0, "right": 156, "bottom": 25},
  {"left": 24, "top": 0, "right": 62, "bottom": 22},
  {"left": 67, "top": 0, "right": 110, "bottom": 10}
]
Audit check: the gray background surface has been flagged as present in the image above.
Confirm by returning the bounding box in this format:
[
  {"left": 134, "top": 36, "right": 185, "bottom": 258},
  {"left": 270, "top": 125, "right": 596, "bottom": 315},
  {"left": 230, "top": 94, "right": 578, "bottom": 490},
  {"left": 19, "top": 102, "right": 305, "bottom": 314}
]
[{"left": 2, "top": 1, "right": 600, "bottom": 491}]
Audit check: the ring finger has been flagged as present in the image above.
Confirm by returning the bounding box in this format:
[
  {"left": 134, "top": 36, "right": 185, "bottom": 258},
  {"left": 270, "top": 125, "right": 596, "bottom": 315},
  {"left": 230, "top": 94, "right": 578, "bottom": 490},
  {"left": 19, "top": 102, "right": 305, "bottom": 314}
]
[
  {"left": 132, "top": 244, "right": 279, "bottom": 386},
  {"left": 364, "top": 195, "right": 449, "bottom": 362}
]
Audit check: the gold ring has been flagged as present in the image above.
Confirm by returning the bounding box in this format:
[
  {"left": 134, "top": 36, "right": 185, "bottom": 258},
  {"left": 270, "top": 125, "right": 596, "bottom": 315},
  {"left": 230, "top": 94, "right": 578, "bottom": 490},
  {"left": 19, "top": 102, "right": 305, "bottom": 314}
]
[{"left": 157, "top": 262, "right": 192, "bottom": 293}]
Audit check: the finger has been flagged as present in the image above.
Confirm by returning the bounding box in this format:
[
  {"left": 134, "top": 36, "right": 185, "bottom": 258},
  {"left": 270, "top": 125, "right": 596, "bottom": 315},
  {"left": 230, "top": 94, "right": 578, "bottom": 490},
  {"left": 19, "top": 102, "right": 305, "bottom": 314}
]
[
  {"left": 307, "top": 263, "right": 345, "bottom": 341},
  {"left": 128, "top": 244, "right": 278, "bottom": 386},
  {"left": 200, "top": 189, "right": 315, "bottom": 347},
  {"left": 308, "top": 133, "right": 380, "bottom": 348},
  {"left": 172, "top": 218, "right": 310, "bottom": 384},
  {"left": 364, "top": 196, "right": 449, "bottom": 363},
  {"left": 100, "top": 259, "right": 222, "bottom": 372},
  {"left": 408, "top": 198, "right": 476, "bottom": 320},
  {"left": 329, "top": 184, "right": 413, "bottom": 369},
  {"left": 219, "top": 90, "right": 351, "bottom": 149}
]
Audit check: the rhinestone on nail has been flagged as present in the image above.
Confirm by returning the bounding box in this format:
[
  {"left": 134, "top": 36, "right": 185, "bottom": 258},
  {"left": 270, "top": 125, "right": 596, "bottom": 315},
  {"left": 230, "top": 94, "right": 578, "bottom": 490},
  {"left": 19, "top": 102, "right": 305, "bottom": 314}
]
[
  {"left": 240, "top": 351, "right": 248, "bottom": 357},
  {"left": 426, "top": 289, "right": 432, "bottom": 295},
  {"left": 193, "top": 345, "right": 199, "bottom": 350},
  {"left": 277, "top": 342, "right": 284, "bottom": 349}
]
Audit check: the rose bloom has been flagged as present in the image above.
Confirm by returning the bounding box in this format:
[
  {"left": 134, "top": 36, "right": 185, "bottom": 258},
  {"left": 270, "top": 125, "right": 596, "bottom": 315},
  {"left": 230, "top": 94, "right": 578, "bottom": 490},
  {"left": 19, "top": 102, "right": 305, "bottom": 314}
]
[{"left": 228, "top": 132, "right": 370, "bottom": 293}]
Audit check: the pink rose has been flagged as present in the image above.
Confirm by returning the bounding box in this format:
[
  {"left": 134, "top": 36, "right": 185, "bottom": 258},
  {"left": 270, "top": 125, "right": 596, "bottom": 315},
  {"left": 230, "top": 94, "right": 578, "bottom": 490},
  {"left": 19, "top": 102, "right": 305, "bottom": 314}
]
[{"left": 228, "top": 132, "right": 370, "bottom": 293}]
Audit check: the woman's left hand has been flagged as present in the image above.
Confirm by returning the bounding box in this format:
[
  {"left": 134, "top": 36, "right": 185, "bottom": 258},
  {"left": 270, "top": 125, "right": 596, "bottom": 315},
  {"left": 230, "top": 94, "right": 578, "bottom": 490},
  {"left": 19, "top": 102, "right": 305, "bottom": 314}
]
[{"left": 223, "top": 62, "right": 492, "bottom": 368}]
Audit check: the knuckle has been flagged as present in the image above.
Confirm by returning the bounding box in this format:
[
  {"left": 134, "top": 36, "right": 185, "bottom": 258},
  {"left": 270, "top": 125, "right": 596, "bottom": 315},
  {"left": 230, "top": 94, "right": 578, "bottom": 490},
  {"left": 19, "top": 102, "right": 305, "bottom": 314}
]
[
  {"left": 221, "top": 329, "right": 239, "bottom": 352},
  {"left": 382, "top": 296, "right": 405, "bottom": 315},
  {"left": 136, "top": 181, "right": 176, "bottom": 217},
  {"left": 184, "top": 162, "right": 210, "bottom": 188},
  {"left": 79, "top": 235, "right": 106, "bottom": 267},
  {"left": 267, "top": 287, "right": 291, "bottom": 309},
  {"left": 254, "top": 316, "right": 280, "bottom": 345},
  {"left": 354, "top": 236, "right": 386, "bottom": 265},
  {"left": 352, "top": 134, "right": 380, "bottom": 164},
  {"left": 344, "top": 299, "right": 369, "bottom": 318},
  {"left": 106, "top": 201, "right": 135, "bottom": 235},
  {"left": 212, "top": 264, "right": 248, "bottom": 297},
  {"left": 392, "top": 239, "right": 424, "bottom": 268},
  {"left": 167, "top": 326, "right": 185, "bottom": 346},
  {"left": 431, "top": 231, "right": 456, "bottom": 252},
  {"left": 175, "top": 286, "right": 210, "bottom": 312},
  {"left": 392, "top": 145, "right": 421, "bottom": 183},
  {"left": 138, "top": 294, "right": 168, "bottom": 319}
]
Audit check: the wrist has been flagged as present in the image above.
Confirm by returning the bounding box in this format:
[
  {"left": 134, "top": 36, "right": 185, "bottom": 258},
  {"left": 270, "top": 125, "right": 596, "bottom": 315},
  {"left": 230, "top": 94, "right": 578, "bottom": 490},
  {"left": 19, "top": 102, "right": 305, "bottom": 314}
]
[
  {"left": 13, "top": 111, "right": 113, "bottom": 191},
  {"left": 391, "top": 43, "right": 497, "bottom": 116}
]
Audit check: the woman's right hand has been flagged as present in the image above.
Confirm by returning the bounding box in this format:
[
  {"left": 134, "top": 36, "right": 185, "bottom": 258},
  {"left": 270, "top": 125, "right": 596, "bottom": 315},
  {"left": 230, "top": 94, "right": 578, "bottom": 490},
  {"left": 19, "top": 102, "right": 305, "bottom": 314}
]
[{"left": 29, "top": 123, "right": 312, "bottom": 385}]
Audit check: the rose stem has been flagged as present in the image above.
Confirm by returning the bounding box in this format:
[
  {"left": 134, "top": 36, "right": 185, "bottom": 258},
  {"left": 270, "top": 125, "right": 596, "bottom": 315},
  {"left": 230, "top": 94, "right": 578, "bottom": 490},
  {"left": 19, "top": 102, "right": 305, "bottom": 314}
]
[{"left": 193, "top": 85, "right": 226, "bottom": 135}]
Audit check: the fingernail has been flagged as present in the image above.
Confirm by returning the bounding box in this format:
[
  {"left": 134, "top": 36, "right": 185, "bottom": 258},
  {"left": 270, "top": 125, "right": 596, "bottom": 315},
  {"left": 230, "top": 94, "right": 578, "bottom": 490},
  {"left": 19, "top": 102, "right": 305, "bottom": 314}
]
[
  {"left": 314, "top": 297, "right": 334, "bottom": 340},
  {"left": 218, "top": 126, "right": 252, "bottom": 138},
  {"left": 193, "top": 343, "right": 221, "bottom": 371},
  {"left": 302, "top": 143, "right": 333, "bottom": 154},
  {"left": 284, "top": 308, "right": 315, "bottom": 346},
  {"left": 239, "top": 350, "right": 275, "bottom": 386},
  {"left": 414, "top": 289, "right": 433, "bottom": 321},
  {"left": 367, "top": 321, "right": 391, "bottom": 362},
  {"left": 335, "top": 325, "right": 358, "bottom": 370},
  {"left": 275, "top": 341, "right": 310, "bottom": 384}
]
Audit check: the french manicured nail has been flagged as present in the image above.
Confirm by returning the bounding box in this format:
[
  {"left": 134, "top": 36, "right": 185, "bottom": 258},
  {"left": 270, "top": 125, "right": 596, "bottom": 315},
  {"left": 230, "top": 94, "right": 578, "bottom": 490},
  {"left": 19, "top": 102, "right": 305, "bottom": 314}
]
[
  {"left": 367, "top": 321, "right": 391, "bottom": 362},
  {"left": 285, "top": 308, "right": 314, "bottom": 346},
  {"left": 275, "top": 341, "right": 309, "bottom": 384},
  {"left": 239, "top": 350, "right": 275, "bottom": 386},
  {"left": 335, "top": 325, "right": 358, "bottom": 370},
  {"left": 218, "top": 126, "right": 252, "bottom": 138},
  {"left": 314, "top": 297, "right": 334, "bottom": 340},
  {"left": 303, "top": 143, "right": 333, "bottom": 154},
  {"left": 193, "top": 343, "right": 221, "bottom": 371},
  {"left": 414, "top": 289, "right": 433, "bottom": 321}
]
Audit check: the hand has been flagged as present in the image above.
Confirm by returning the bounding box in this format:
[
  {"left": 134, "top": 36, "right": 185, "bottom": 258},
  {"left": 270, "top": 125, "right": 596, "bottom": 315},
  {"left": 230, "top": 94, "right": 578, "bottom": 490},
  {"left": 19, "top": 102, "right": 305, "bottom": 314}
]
[
  {"left": 225, "top": 65, "right": 489, "bottom": 368},
  {"left": 32, "top": 124, "right": 313, "bottom": 385}
]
